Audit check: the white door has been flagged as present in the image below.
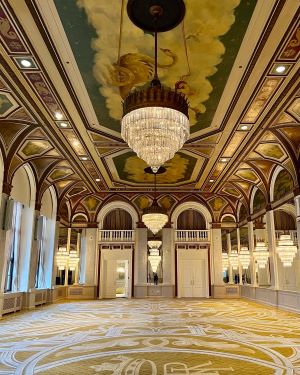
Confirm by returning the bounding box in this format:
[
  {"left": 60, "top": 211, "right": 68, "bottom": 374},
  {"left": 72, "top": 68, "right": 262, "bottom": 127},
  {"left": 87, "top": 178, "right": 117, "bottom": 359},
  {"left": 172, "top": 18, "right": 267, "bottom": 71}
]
[
  {"left": 177, "top": 249, "right": 209, "bottom": 298},
  {"left": 104, "top": 259, "right": 117, "bottom": 298},
  {"left": 100, "top": 249, "right": 132, "bottom": 299}
]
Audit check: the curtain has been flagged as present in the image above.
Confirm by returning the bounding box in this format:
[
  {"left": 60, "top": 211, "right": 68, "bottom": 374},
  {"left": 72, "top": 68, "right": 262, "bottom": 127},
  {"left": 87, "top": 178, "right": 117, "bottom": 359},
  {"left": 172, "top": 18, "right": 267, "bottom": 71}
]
[
  {"left": 103, "top": 209, "right": 132, "bottom": 230},
  {"left": 36, "top": 216, "right": 47, "bottom": 289},
  {"left": 11, "top": 202, "right": 23, "bottom": 292},
  {"left": 274, "top": 211, "right": 296, "bottom": 230},
  {"left": 177, "top": 210, "right": 206, "bottom": 230}
]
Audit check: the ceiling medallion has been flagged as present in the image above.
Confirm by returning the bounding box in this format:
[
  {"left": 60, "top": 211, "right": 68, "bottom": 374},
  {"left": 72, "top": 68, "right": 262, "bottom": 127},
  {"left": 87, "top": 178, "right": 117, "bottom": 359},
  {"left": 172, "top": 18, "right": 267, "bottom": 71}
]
[
  {"left": 142, "top": 167, "right": 168, "bottom": 234},
  {"left": 122, "top": 1, "right": 189, "bottom": 172}
]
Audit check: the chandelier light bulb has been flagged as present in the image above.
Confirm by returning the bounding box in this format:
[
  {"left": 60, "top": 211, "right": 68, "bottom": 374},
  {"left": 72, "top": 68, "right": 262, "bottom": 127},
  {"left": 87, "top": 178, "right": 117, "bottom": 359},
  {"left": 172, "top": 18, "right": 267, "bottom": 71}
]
[
  {"left": 276, "top": 234, "right": 297, "bottom": 267},
  {"left": 239, "top": 246, "right": 250, "bottom": 269},
  {"left": 253, "top": 241, "right": 269, "bottom": 268}
]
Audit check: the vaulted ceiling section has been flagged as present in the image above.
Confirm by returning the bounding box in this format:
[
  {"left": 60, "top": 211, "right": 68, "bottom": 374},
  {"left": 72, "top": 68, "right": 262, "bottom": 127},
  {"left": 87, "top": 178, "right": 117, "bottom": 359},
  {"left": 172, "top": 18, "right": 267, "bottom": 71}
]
[{"left": 0, "top": 0, "right": 299, "bottom": 225}]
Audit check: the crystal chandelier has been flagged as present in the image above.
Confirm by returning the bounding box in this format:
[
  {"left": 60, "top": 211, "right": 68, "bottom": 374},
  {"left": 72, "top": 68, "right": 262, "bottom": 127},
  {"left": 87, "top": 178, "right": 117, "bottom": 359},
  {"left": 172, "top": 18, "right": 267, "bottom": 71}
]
[
  {"left": 148, "top": 247, "right": 161, "bottom": 273},
  {"left": 122, "top": 1, "right": 189, "bottom": 172},
  {"left": 276, "top": 234, "right": 298, "bottom": 267},
  {"left": 148, "top": 239, "right": 162, "bottom": 249},
  {"left": 222, "top": 252, "right": 229, "bottom": 272},
  {"left": 56, "top": 246, "right": 68, "bottom": 270},
  {"left": 229, "top": 250, "right": 239, "bottom": 270},
  {"left": 239, "top": 246, "right": 251, "bottom": 269},
  {"left": 253, "top": 241, "right": 269, "bottom": 269},
  {"left": 68, "top": 249, "right": 79, "bottom": 271},
  {"left": 142, "top": 168, "right": 168, "bottom": 234}
]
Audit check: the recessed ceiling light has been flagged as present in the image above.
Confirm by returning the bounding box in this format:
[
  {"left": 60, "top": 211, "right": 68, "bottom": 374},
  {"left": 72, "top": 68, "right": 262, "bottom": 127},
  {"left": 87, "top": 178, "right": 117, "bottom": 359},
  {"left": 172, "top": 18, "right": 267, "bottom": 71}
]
[
  {"left": 95, "top": 178, "right": 101, "bottom": 182},
  {"left": 81, "top": 156, "right": 88, "bottom": 161},
  {"left": 73, "top": 140, "right": 79, "bottom": 147},
  {"left": 275, "top": 65, "right": 286, "bottom": 73},
  {"left": 209, "top": 179, "right": 214, "bottom": 183},
  {"left": 241, "top": 125, "right": 248, "bottom": 130},
  {"left": 20, "top": 59, "right": 32, "bottom": 68},
  {"left": 59, "top": 122, "right": 68, "bottom": 128},
  {"left": 54, "top": 111, "right": 63, "bottom": 120},
  {"left": 220, "top": 158, "right": 228, "bottom": 162}
]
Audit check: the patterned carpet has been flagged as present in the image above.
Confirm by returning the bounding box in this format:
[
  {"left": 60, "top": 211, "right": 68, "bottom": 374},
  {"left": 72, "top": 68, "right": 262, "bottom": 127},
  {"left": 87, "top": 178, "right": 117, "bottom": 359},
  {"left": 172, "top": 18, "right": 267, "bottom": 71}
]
[{"left": 0, "top": 299, "right": 300, "bottom": 374}]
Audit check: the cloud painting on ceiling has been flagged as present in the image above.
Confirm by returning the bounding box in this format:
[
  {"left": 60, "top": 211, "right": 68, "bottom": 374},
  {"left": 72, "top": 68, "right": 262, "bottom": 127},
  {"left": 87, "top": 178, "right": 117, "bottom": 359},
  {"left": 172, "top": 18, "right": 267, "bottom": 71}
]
[{"left": 55, "top": 0, "right": 256, "bottom": 134}]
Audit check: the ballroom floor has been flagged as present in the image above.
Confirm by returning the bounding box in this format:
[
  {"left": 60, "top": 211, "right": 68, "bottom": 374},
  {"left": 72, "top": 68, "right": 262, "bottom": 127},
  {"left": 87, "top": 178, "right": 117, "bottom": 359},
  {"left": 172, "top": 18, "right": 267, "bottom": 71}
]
[{"left": 0, "top": 298, "right": 299, "bottom": 374}]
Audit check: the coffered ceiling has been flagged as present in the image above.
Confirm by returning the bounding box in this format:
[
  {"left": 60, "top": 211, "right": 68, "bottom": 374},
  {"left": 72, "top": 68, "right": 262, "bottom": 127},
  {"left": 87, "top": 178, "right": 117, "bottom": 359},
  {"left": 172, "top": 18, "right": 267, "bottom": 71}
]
[{"left": 0, "top": 0, "right": 299, "bottom": 223}]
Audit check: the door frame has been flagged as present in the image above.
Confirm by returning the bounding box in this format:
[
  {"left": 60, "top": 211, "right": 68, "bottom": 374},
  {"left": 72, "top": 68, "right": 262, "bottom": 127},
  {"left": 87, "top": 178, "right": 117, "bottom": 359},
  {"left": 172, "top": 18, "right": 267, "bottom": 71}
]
[
  {"left": 98, "top": 248, "right": 133, "bottom": 299},
  {"left": 176, "top": 248, "right": 210, "bottom": 298}
]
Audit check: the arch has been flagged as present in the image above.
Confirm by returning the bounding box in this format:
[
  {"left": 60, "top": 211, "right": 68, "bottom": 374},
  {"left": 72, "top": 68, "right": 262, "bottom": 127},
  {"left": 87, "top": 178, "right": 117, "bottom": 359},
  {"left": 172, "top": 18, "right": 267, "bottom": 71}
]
[
  {"left": 270, "top": 166, "right": 294, "bottom": 202},
  {"left": 171, "top": 201, "right": 212, "bottom": 229},
  {"left": 274, "top": 203, "right": 296, "bottom": 220},
  {"left": 72, "top": 212, "right": 89, "bottom": 223},
  {"left": 250, "top": 186, "right": 266, "bottom": 215},
  {"left": 40, "top": 185, "right": 57, "bottom": 220},
  {"left": 177, "top": 209, "right": 206, "bottom": 230},
  {"left": 11, "top": 163, "right": 36, "bottom": 208},
  {"left": 221, "top": 214, "right": 236, "bottom": 222},
  {"left": 97, "top": 201, "right": 139, "bottom": 229}
]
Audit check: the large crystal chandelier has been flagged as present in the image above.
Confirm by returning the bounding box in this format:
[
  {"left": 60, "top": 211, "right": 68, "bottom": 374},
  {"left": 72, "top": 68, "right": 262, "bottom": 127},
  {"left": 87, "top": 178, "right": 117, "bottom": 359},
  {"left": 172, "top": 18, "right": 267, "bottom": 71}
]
[
  {"left": 122, "top": 1, "right": 189, "bottom": 172},
  {"left": 253, "top": 241, "right": 269, "bottom": 269},
  {"left": 239, "top": 246, "right": 251, "bottom": 269},
  {"left": 148, "top": 238, "right": 162, "bottom": 249},
  {"left": 68, "top": 249, "right": 79, "bottom": 271},
  {"left": 142, "top": 168, "right": 168, "bottom": 234},
  {"left": 276, "top": 234, "right": 298, "bottom": 267}
]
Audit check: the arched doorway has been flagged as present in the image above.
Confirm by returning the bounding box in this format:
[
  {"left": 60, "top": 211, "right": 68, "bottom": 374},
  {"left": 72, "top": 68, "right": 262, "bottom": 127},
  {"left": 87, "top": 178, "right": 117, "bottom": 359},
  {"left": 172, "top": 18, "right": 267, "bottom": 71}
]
[{"left": 171, "top": 203, "right": 211, "bottom": 298}]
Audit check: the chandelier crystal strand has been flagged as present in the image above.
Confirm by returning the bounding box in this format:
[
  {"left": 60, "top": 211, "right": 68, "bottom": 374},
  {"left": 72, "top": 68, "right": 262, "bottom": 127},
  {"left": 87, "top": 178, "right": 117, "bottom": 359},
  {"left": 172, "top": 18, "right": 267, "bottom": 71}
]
[
  {"left": 253, "top": 241, "right": 269, "bottom": 269},
  {"left": 68, "top": 250, "right": 79, "bottom": 271},
  {"left": 239, "top": 246, "right": 251, "bottom": 269},
  {"left": 276, "top": 234, "right": 298, "bottom": 267},
  {"left": 56, "top": 246, "right": 68, "bottom": 270}
]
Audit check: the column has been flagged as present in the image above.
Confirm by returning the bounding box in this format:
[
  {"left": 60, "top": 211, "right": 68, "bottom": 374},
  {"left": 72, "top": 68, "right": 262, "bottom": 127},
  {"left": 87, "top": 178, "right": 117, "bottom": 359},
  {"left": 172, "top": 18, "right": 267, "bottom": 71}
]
[
  {"left": 65, "top": 227, "right": 71, "bottom": 286},
  {"left": 162, "top": 227, "right": 175, "bottom": 297},
  {"left": 237, "top": 227, "right": 243, "bottom": 285},
  {"left": 28, "top": 203, "right": 41, "bottom": 290},
  {"left": 210, "top": 223, "right": 223, "bottom": 285},
  {"left": 227, "top": 231, "right": 233, "bottom": 284},
  {"left": 51, "top": 218, "right": 61, "bottom": 287},
  {"left": 293, "top": 194, "right": 300, "bottom": 290},
  {"left": 134, "top": 226, "right": 148, "bottom": 297},
  {"left": 248, "top": 220, "right": 257, "bottom": 286},
  {"left": 74, "top": 231, "right": 81, "bottom": 285},
  {"left": 265, "top": 209, "right": 279, "bottom": 289},
  {"left": 82, "top": 227, "right": 98, "bottom": 285}
]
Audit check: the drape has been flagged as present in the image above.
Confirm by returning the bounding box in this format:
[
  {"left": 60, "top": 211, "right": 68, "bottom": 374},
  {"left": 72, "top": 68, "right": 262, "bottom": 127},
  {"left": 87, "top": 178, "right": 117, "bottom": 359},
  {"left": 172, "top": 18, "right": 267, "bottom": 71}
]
[
  {"left": 103, "top": 209, "right": 132, "bottom": 230},
  {"left": 36, "top": 216, "right": 47, "bottom": 289},
  {"left": 11, "top": 202, "right": 23, "bottom": 292},
  {"left": 177, "top": 210, "right": 206, "bottom": 230}
]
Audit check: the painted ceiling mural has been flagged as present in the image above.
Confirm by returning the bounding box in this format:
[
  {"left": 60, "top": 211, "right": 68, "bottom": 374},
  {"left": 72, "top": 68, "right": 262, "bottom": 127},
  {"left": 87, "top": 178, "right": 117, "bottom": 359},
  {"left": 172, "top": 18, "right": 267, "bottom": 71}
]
[
  {"left": 55, "top": 0, "right": 256, "bottom": 134},
  {"left": 0, "top": 1, "right": 299, "bottom": 225}
]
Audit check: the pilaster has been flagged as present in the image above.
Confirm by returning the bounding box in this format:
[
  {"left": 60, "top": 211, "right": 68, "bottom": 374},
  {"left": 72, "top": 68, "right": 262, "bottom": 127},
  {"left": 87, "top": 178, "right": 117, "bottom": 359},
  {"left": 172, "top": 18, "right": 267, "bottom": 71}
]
[
  {"left": 247, "top": 221, "right": 257, "bottom": 286},
  {"left": 210, "top": 224, "right": 223, "bottom": 285},
  {"left": 265, "top": 209, "right": 279, "bottom": 289}
]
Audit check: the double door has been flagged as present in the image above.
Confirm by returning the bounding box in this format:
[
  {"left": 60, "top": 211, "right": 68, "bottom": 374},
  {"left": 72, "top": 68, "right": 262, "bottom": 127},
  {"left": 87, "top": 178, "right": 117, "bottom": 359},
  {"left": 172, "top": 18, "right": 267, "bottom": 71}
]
[{"left": 177, "top": 249, "right": 209, "bottom": 298}]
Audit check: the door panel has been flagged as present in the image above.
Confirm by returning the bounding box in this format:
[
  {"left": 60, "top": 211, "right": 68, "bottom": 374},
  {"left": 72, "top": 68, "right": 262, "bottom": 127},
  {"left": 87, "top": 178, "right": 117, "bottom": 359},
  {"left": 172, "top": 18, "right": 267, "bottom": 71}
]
[
  {"left": 104, "top": 259, "right": 117, "bottom": 298},
  {"left": 193, "top": 260, "right": 206, "bottom": 297},
  {"left": 182, "top": 260, "right": 193, "bottom": 297}
]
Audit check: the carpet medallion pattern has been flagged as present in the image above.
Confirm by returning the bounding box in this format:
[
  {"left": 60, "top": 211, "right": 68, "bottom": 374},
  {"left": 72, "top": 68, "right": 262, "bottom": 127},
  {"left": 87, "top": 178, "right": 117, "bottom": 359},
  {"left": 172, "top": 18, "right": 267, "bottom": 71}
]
[{"left": 0, "top": 299, "right": 300, "bottom": 374}]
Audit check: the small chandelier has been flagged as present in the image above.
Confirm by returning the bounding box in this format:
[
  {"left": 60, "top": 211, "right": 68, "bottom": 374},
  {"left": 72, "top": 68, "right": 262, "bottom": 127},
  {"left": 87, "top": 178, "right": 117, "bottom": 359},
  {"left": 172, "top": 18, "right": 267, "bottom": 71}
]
[
  {"left": 239, "top": 246, "right": 251, "bottom": 269},
  {"left": 148, "top": 238, "right": 162, "bottom": 249},
  {"left": 276, "top": 234, "right": 298, "bottom": 267},
  {"left": 122, "top": 1, "right": 189, "bottom": 172},
  {"left": 142, "top": 167, "right": 168, "bottom": 234},
  {"left": 148, "top": 247, "right": 161, "bottom": 273},
  {"left": 56, "top": 246, "right": 68, "bottom": 270},
  {"left": 222, "top": 252, "right": 229, "bottom": 272},
  {"left": 253, "top": 241, "right": 269, "bottom": 269},
  {"left": 229, "top": 250, "right": 239, "bottom": 270},
  {"left": 68, "top": 249, "right": 79, "bottom": 271}
]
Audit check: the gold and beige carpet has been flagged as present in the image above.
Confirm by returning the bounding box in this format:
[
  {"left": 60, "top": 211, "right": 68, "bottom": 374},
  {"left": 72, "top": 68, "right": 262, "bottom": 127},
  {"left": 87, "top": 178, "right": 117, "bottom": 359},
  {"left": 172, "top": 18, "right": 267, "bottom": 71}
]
[{"left": 0, "top": 299, "right": 300, "bottom": 374}]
